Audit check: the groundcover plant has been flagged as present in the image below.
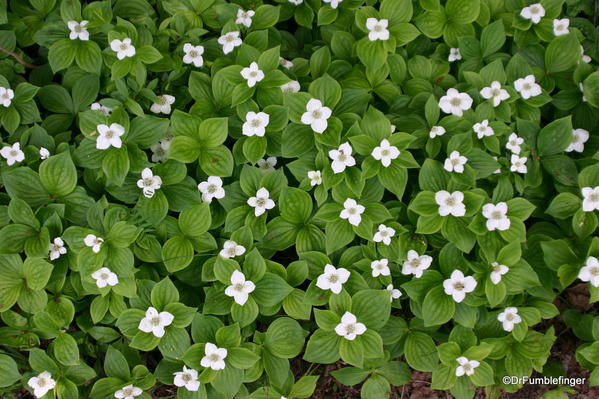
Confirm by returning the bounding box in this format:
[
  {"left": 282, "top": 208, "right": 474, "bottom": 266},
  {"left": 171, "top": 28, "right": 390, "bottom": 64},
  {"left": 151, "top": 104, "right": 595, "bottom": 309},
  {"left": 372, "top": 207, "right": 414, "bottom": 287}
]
[{"left": 0, "top": 0, "right": 598, "bottom": 398}]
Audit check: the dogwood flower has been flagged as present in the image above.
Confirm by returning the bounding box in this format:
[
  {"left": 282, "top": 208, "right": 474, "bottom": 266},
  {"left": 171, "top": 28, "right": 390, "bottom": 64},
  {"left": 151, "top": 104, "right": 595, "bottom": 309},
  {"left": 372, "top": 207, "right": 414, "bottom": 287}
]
[
  {"left": 150, "top": 94, "right": 175, "bottom": 115},
  {"left": 438, "top": 88, "right": 473, "bottom": 117},
  {"left": 243, "top": 111, "right": 269, "bottom": 136},
  {"left": 490, "top": 262, "right": 509, "bottom": 285},
  {"left": 138, "top": 306, "right": 174, "bottom": 338},
  {"left": 110, "top": 38, "right": 136, "bottom": 59},
  {"left": 49, "top": 237, "right": 67, "bottom": 260},
  {"left": 257, "top": 157, "right": 277, "bottom": 173},
  {"left": 241, "top": 62, "right": 265, "bottom": 87},
  {"left": 579, "top": 256, "right": 599, "bottom": 287},
  {"left": 301, "top": 99, "right": 332, "bottom": 133},
  {"left": 443, "top": 270, "right": 477, "bottom": 303},
  {"left": 520, "top": 3, "right": 545, "bottom": 23},
  {"left": 455, "top": 357, "right": 479, "bottom": 377},
  {"left": 482, "top": 202, "right": 510, "bottom": 231},
  {"left": 335, "top": 312, "right": 366, "bottom": 340},
  {"left": 373, "top": 224, "right": 396, "bottom": 245},
  {"left": 114, "top": 385, "right": 142, "bottom": 399},
  {"left": 28, "top": 371, "right": 56, "bottom": 398},
  {"left": 329, "top": 142, "right": 355, "bottom": 173},
  {"left": 371, "top": 139, "right": 400, "bottom": 167},
  {"left": 96, "top": 123, "right": 125, "bottom": 150},
  {"left": 497, "top": 307, "right": 522, "bottom": 332},
  {"left": 225, "top": 270, "right": 255, "bottom": 305},
  {"left": 0, "top": 86, "right": 14, "bottom": 107},
  {"left": 340, "top": 198, "right": 365, "bottom": 226},
  {"left": 565, "top": 128, "right": 589, "bottom": 153},
  {"left": 480, "top": 81, "right": 510, "bottom": 107},
  {"left": 366, "top": 18, "right": 389, "bottom": 41},
  {"left": 448, "top": 48, "right": 461, "bottom": 62},
  {"left": 247, "top": 187, "right": 275, "bottom": 217},
  {"left": 323, "top": 0, "right": 343, "bottom": 8},
  {"left": 151, "top": 138, "right": 171, "bottom": 162},
  {"left": 316, "top": 264, "right": 350, "bottom": 294},
  {"left": 582, "top": 187, "right": 599, "bottom": 212},
  {"left": 473, "top": 120, "right": 494, "bottom": 139},
  {"left": 429, "top": 126, "right": 446, "bottom": 138},
  {"left": 39, "top": 147, "right": 50, "bottom": 159},
  {"left": 218, "top": 31, "right": 242, "bottom": 54},
  {"left": 371, "top": 259, "right": 390, "bottom": 277},
  {"left": 436, "top": 190, "right": 466, "bottom": 217},
  {"left": 136, "top": 168, "right": 162, "bottom": 198},
  {"left": 67, "top": 20, "right": 89, "bottom": 41},
  {"left": 402, "top": 250, "right": 433, "bottom": 278},
  {"left": 387, "top": 284, "right": 402, "bottom": 301},
  {"left": 444, "top": 151, "right": 468, "bottom": 173},
  {"left": 308, "top": 170, "right": 322, "bottom": 186},
  {"left": 281, "top": 80, "right": 301, "bottom": 93},
  {"left": 553, "top": 18, "right": 569, "bottom": 36},
  {"left": 173, "top": 366, "right": 200, "bottom": 391},
  {"left": 506, "top": 133, "right": 524, "bottom": 154},
  {"left": 514, "top": 75, "right": 541, "bottom": 99},
  {"left": 236, "top": 9, "right": 255, "bottom": 27},
  {"left": 91, "top": 102, "right": 112, "bottom": 115},
  {"left": 220, "top": 240, "right": 246, "bottom": 259},
  {"left": 510, "top": 154, "right": 527, "bottom": 174},
  {"left": 198, "top": 176, "right": 226, "bottom": 203},
  {"left": 91, "top": 267, "right": 119, "bottom": 288},
  {"left": 201, "top": 343, "right": 227, "bottom": 370},
  {"left": 183, "top": 43, "right": 204, "bottom": 67},
  {"left": 84, "top": 234, "right": 104, "bottom": 253},
  {"left": 0, "top": 142, "right": 24, "bottom": 165},
  {"left": 279, "top": 57, "right": 293, "bottom": 69}
]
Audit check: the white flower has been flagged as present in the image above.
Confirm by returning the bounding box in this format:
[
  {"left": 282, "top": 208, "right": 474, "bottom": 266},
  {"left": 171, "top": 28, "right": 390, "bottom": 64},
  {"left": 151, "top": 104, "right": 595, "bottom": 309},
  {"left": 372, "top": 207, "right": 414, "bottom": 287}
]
[
  {"left": 582, "top": 187, "right": 599, "bottom": 212},
  {"left": 435, "top": 190, "right": 466, "bottom": 217},
  {"left": 240, "top": 62, "right": 265, "bottom": 88},
  {"left": 151, "top": 138, "right": 171, "bottom": 162},
  {"left": 429, "top": 126, "right": 446, "bottom": 138},
  {"left": 373, "top": 224, "right": 395, "bottom": 245},
  {"left": 553, "top": 18, "right": 569, "bottom": 36},
  {"left": 49, "top": 237, "right": 67, "bottom": 260},
  {"left": 323, "top": 0, "right": 343, "bottom": 8},
  {"left": 219, "top": 240, "right": 246, "bottom": 259},
  {"left": 443, "top": 270, "right": 477, "bottom": 303},
  {"left": 0, "top": 86, "right": 14, "bottom": 107},
  {"left": 308, "top": 170, "right": 322, "bottom": 186},
  {"left": 335, "top": 311, "right": 366, "bottom": 340},
  {"left": 514, "top": 75, "right": 541, "bottom": 99},
  {"left": 497, "top": 307, "right": 522, "bottom": 332},
  {"left": 340, "top": 198, "right": 364, "bottom": 226},
  {"left": 390, "top": 124, "right": 396, "bottom": 133},
  {"left": 329, "top": 142, "right": 355, "bottom": 173},
  {"left": 225, "top": 270, "right": 255, "bottom": 305},
  {"left": 110, "top": 38, "right": 136, "bottom": 60},
  {"left": 438, "top": 88, "right": 473, "bottom": 117},
  {"left": 510, "top": 154, "right": 527, "bottom": 174},
  {"left": 402, "top": 250, "right": 433, "bottom": 278},
  {"left": 247, "top": 187, "right": 275, "bottom": 217},
  {"left": 91, "top": 267, "right": 119, "bottom": 288},
  {"left": 301, "top": 99, "right": 332, "bottom": 133},
  {"left": 114, "top": 385, "right": 142, "bottom": 399},
  {"left": 565, "top": 128, "right": 589, "bottom": 153},
  {"left": 482, "top": 202, "right": 510, "bottom": 231},
  {"left": 506, "top": 133, "right": 524, "bottom": 154},
  {"left": 371, "top": 259, "right": 390, "bottom": 277},
  {"left": 371, "top": 139, "right": 399, "bottom": 167},
  {"left": 138, "top": 306, "right": 174, "bottom": 338},
  {"left": 387, "top": 284, "right": 402, "bottom": 301},
  {"left": 444, "top": 151, "right": 468, "bottom": 173},
  {"left": 243, "top": 111, "right": 269, "bottom": 137},
  {"left": 91, "top": 102, "right": 112, "bottom": 115},
  {"left": 183, "top": 43, "right": 204, "bottom": 67},
  {"left": 84, "top": 234, "right": 104, "bottom": 253},
  {"left": 580, "top": 46, "right": 592, "bottom": 63},
  {"left": 366, "top": 18, "right": 389, "bottom": 41},
  {"left": 520, "top": 3, "right": 545, "bottom": 24},
  {"left": 96, "top": 123, "right": 125, "bottom": 150},
  {"left": 480, "top": 81, "right": 509, "bottom": 107},
  {"left": 198, "top": 176, "right": 226, "bottom": 203},
  {"left": 0, "top": 142, "right": 24, "bottom": 165},
  {"left": 579, "top": 256, "right": 599, "bottom": 287},
  {"left": 473, "top": 120, "right": 494, "bottom": 139},
  {"left": 136, "top": 168, "right": 162, "bottom": 199},
  {"left": 279, "top": 57, "right": 293, "bottom": 69},
  {"left": 316, "top": 264, "right": 350, "bottom": 294},
  {"left": 150, "top": 94, "right": 175, "bottom": 115},
  {"left": 173, "top": 366, "right": 200, "bottom": 392},
  {"left": 39, "top": 147, "right": 50, "bottom": 160},
  {"left": 67, "top": 20, "right": 89, "bottom": 41},
  {"left": 218, "top": 31, "right": 242, "bottom": 54},
  {"left": 257, "top": 156, "right": 277, "bottom": 173},
  {"left": 201, "top": 343, "right": 227, "bottom": 370},
  {"left": 288, "top": 0, "right": 302, "bottom": 4},
  {"left": 489, "top": 262, "right": 509, "bottom": 285},
  {"left": 28, "top": 371, "right": 56, "bottom": 398},
  {"left": 448, "top": 48, "right": 462, "bottom": 62},
  {"left": 281, "top": 80, "right": 301, "bottom": 93},
  {"left": 455, "top": 357, "right": 479, "bottom": 377},
  {"left": 236, "top": 9, "right": 255, "bottom": 28}
]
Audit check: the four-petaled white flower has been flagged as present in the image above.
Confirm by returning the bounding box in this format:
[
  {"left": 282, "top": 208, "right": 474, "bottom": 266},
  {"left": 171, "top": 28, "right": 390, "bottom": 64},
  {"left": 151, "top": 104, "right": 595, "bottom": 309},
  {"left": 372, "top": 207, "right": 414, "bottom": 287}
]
[
  {"left": 218, "top": 31, "right": 242, "bottom": 54},
  {"left": 183, "top": 43, "right": 204, "bottom": 67},
  {"left": 490, "top": 262, "right": 509, "bottom": 285},
  {"left": 0, "top": 142, "right": 24, "bottom": 165},
  {"left": 579, "top": 256, "right": 599, "bottom": 287},
  {"left": 28, "top": 371, "right": 56, "bottom": 398},
  {"left": 316, "top": 264, "right": 350, "bottom": 294},
  {"left": 497, "top": 307, "right": 522, "bottom": 332},
  {"left": 473, "top": 119, "right": 495, "bottom": 139},
  {"left": 520, "top": 3, "right": 545, "bottom": 24},
  {"left": 91, "top": 267, "right": 119, "bottom": 288},
  {"left": 0, "top": 86, "right": 14, "bottom": 107},
  {"left": 91, "top": 102, "right": 112, "bottom": 115},
  {"left": 553, "top": 18, "right": 569, "bottom": 36},
  {"left": 198, "top": 176, "right": 226, "bottom": 203},
  {"left": 323, "top": 0, "right": 343, "bottom": 9},
  {"left": 150, "top": 94, "right": 175, "bottom": 115},
  {"left": 514, "top": 75, "right": 541, "bottom": 99},
  {"left": 439, "top": 88, "right": 473, "bottom": 117},
  {"left": 436, "top": 190, "right": 466, "bottom": 217},
  {"left": 480, "top": 81, "right": 510, "bottom": 107},
  {"left": 137, "top": 168, "right": 162, "bottom": 198},
  {"left": 335, "top": 311, "right": 366, "bottom": 340},
  {"left": 114, "top": 385, "right": 143, "bottom": 399},
  {"left": 443, "top": 270, "right": 477, "bottom": 303},
  {"left": 281, "top": 80, "right": 301, "bottom": 93},
  {"left": 582, "top": 186, "right": 599, "bottom": 212},
  {"left": 39, "top": 147, "right": 50, "bottom": 160},
  {"left": 429, "top": 126, "right": 446, "bottom": 138},
  {"left": 455, "top": 357, "right": 479, "bottom": 377},
  {"left": 371, "top": 139, "right": 399, "bottom": 167},
  {"left": 110, "top": 38, "right": 136, "bottom": 60},
  {"left": 138, "top": 306, "right": 174, "bottom": 338},
  {"left": 482, "top": 202, "right": 510, "bottom": 231},
  {"left": 201, "top": 343, "right": 227, "bottom": 370},
  {"left": 510, "top": 154, "right": 527, "bottom": 174},
  {"left": 366, "top": 18, "right": 389, "bottom": 41},
  {"left": 96, "top": 123, "right": 125, "bottom": 150},
  {"left": 151, "top": 138, "right": 171, "bottom": 162},
  {"left": 225, "top": 270, "right": 255, "bottom": 305},
  {"left": 308, "top": 170, "right": 322, "bottom": 186},
  {"left": 329, "top": 142, "right": 355, "bottom": 173},
  {"left": 67, "top": 20, "right": 89, "bottom": 41},
  {"left": 279, "top": 57, "right": 293, "bottom": 69},
  {"left": 371, "top": 259, "right": 390, "bottom": 277},
  {"left": 301, "top": 99, "right": 332, "bottom": 133},
  {"left": 236, "top": 9, "right": 255, "bottom": 27},
  {"left": 373, "top": 224, "right": 396, "bottom": 245},
  {"left": 49, "top": 237, "right": 67, "bottom": 260},
  {"left": 173, "top": 366, "right": 200, "bottom": 392},
  {"left": 402, "top": 250, "right": 433, "bottom": 278},
  {"left": 340, "top": 198, "right": 365, "bottom": 226},
  {"left": 565, "top": 128, "right": 589, "bottom": 153},
  {"left": 387, "top": 284, "right": 402, "bottom": 301},
  {"left": 257, "top": 156, "right": 277, "bottom": 173},
  {"left": 448, "top": 48, "right": 462, "bottom": 62},
  {"left": 506, "top": 133, "right": 524, "bottom": 154},
  {"left": 241, "top": 62, "right": 265, "bottom": 88},
  {"left": 220, "top": 240, "right": 246, "bottom": 259},
  {"left": 444, "top": 151, "right": 468, "bottom": 173},
  {"left": 243, "top": 111, "right": 269, "bottom": 137},
  {"left": 84, "top": 234, "right": 104, "bottom": 253},
  {"left": 247, "top": 187, "right": 275, "bottom": 217}
]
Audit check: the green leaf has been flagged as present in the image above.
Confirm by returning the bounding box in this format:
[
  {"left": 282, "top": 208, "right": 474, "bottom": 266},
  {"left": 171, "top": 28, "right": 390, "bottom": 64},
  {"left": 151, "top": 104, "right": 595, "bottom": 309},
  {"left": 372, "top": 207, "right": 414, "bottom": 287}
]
[
  {"left": 39, "top": 152, "right": 77, "bottom": 197},
  {"left": 162, "top": 236, "right": 194, "bottom": 272},
  {"left": 445, "top": 0, "right": 480, "bottom": 24},
  {"left": 545, "top": 34, "right": 580, "bottom": 73},
  {"left": 351, "top": 289, "right": 391, "bottom": 329},
  {"left": 179, "top": 203, "right": 211, "bottom": 237},
  {"left": 537, "top": 116, "right": 572, "bottom": 156},
  {"left": 252, "top": 5, "right": 280, "bottom": 29},
  {"left": 405, "top": 331, "right": 439, "bottom": 372},
  {"left": 151, "top": 278, "right": 180, "bottom": 310},
  {"left": 48, "top": 38, "right": 76, "bottom": 72},
  {"left": 104, "top": 345, "right": 130, "bottom": 380},
  {"left": 422, "top": 285, "right": 456, "bottom": 326},
  {"left": 53, "top": 332, "right": 80, "bottom": 366},
  {"left": 480, "top": 20, "right": 505, "bottom": 58},
  {"left": 0, "top": 354, "right": 20, "bottom": 387},
  {"left": 264, "top": 317, "right": 306, "bottom": 358},
  {"left": 303, "top": 329, "right": 340, "bottom": 364},
  {"left": 22, "top": 257, "right": 53, "bottom": 290},
  {"left": 199, "top": 118, "right": 228, "bottom": 147},
  {"left": 280, "top": 187, "right": 313, "bottom": 224}
]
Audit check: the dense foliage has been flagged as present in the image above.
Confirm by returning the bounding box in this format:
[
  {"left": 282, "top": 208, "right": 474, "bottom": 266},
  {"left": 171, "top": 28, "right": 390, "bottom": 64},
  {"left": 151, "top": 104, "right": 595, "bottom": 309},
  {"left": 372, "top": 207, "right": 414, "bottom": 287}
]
[{"left": 0, "top": 0, "right": 598, "bottom": 398}]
